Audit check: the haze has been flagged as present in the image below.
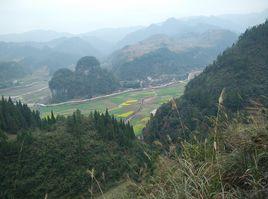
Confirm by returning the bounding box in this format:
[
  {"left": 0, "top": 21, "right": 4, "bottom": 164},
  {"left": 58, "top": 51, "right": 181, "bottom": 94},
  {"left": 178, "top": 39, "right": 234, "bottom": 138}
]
[{"left": 1, "top": 0, "right": 268, "bottom": 34}]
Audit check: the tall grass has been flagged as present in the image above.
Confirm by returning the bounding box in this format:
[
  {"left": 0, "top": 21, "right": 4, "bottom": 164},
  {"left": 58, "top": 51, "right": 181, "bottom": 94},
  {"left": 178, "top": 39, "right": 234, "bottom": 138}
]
[{"left": 127, "top": 92, "right": 268, "bottom": 198}]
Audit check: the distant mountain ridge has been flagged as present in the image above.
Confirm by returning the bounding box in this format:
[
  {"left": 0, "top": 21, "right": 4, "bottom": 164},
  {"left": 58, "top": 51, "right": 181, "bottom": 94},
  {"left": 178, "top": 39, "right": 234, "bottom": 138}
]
[
  {"left": 116, "top": 18, "right": 219, "bottom": 48},
  {"left": 0, "top": 9, "right": 266, "bottom": 53},
  {"left": 111, "top": 29, "right": 237, "bottom": 65},
  {"left": 0, "top": 47, "right": 73, "bottom": 73},
  {"left": 46, "top": 37, "right": 101, "bottom": 57},
  {"left": 0, "top": 10, "right": 266, "bottom": 73},
  {"left": 0, "top": 27, "right": 142, "bottom": 55},
  {"left": 0, "top": 30, "right": 72, "bottom": 43},
  {"left": 116, "top": 9, "right": 268, "bottom": 48},
  {"left": 0, "top": 36, "right": 103, "bottom": 72}
]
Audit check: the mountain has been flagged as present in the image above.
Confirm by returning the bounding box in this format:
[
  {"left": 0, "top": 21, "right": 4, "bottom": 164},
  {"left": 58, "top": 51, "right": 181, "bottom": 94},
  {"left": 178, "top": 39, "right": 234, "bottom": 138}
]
[
  {"left": 46, "top": 37, "right": 101, "bottom": 58},
  {"left": 0, "top": 41, "right": 79, "bottom": 72},
  {"left": 117, "top": 10, "right": 268, "bottom": 48},
  {"left": 112, "top": 29, "right": 238, "bottom": 81},
  {"left": 80, "top": 26, "right": 142, "bottom": 44},
  {"left": 78, "top": 27, "right": 143, "bottom": 55},
  {"left": 113, "top": 48, "right": 205, "bottom": 81},
  {"left": 49, "top": 56, "right": 120, "bottom": 102},
  {"left": 0, "top": 30, "right": 72, "bottom": 43},
  {"left": 112, "top": 29, "right": 237, "bottom": 65},
  {"left": 0, "top": 37, "right": 102, "bottom": 73},
  {"left": 116, "top": 18, "right": 219, "bottom": 48},
  {"left": 219, "top": 9, "right": 268, "bottom": 32},
  {"left": 80, "top": 36, "right": 114, "bottom": 56},
  {"left": 181, "top": 9, "right": 268, "bottom": 34},
  {"left": 0, "top": 27, "right": 142, "bottom": 56},
  {"left": 143, "top": 20, "right": 268, "bottom": 145}
]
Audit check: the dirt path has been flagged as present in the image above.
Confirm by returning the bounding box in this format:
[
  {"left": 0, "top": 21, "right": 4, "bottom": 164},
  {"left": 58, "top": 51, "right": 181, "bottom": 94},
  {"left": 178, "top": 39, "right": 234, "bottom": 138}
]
[{"left": 124, "top": 95, "right": 156, "bottom": 123}]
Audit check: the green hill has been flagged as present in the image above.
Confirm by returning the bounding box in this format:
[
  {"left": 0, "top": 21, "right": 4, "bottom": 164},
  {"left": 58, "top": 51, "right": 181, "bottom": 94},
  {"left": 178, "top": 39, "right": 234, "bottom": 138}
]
[
  {"left": 49, "top": 56, "right": 120, "bottom": 102},
  {"left": 143, "top": 20, "right": 268, "bottom": 144}
]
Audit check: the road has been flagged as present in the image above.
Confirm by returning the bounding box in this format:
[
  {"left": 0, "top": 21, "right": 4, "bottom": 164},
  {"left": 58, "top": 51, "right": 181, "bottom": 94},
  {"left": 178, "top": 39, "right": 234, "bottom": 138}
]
[{"left": 38, "top": 81, "right": 183, "bottom": 107}]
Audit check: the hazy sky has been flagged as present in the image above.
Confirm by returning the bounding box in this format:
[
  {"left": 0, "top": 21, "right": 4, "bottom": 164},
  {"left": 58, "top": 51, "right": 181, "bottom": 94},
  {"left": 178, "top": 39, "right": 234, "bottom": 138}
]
[{"left": 1, "top": 0, "right": 268, "bottom": 34}]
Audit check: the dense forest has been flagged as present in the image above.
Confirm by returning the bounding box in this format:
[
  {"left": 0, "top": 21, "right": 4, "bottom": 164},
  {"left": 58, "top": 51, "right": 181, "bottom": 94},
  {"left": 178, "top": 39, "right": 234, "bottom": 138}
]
[
  {"left": 144, "top": 20, "right": 268, "bottom": 145},
  {"left": 0, "top": 98, "right": 155, "bottom": 198},
  {"left": 49, "top": 56, "right": 120, "bottom": 102},
  {"left": 0, "top": 97, "right": 41, "bottom": 133}
]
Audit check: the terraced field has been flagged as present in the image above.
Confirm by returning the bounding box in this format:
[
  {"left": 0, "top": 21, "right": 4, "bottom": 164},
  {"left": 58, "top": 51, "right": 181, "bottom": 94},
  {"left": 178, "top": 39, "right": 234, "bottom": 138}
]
[
  {"left": 0, "top": 68, "right": 51, "bottom": 106},
  {"left": 40, "top": 82, "right": 186, "bottom": 135}
]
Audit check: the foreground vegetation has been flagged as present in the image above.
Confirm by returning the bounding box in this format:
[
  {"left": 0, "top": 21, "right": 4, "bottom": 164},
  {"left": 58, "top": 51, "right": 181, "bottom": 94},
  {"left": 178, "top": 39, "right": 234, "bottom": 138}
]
[
  {"left": 0, "top": 106, "right": 155, "bottom": 198},
  {"left": 130, "top": 110, "right": 268, "bottom": 198}
]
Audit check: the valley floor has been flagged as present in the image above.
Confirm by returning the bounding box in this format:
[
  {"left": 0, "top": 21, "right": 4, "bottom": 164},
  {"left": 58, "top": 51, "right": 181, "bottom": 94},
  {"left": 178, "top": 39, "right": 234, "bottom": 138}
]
[
  {"left": 40, "top": 81, "right": 186, "bottom": 135},
  {"left": 0, "top": 69, "right": 186, "bottom": 135}
]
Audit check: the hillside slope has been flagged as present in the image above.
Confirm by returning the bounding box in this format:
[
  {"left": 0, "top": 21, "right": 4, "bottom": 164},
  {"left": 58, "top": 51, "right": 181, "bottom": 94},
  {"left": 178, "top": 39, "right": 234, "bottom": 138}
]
[
  {"left": 143, "top": 21, "right": 268, "bottom": 144},
  {"left": 112, "top": 30, "right": 237, "bottom": 81},
  {"left": 0, "top": 108, "right": 154, "bottom": 198},
  {"left": 0, "top": 62, "right": 27, "bottom": 88}
]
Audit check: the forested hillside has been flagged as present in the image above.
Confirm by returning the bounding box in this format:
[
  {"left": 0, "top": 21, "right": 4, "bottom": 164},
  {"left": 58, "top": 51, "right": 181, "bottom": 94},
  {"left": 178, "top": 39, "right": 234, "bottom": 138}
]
[
  {"left": 114, "top": 47, "right": 212, "bottom": 81},
  {"left": 49, "top": 56, "right": 120, "bottom": 102},
  {"left": 144, "top": 20, "right": 268, "bottom": 145},
  {"left": 112, "top": 30, "right": 237, "bottom": 81},
  {"left": 0, "top": 98, "right": 154, "bottom": 198}
]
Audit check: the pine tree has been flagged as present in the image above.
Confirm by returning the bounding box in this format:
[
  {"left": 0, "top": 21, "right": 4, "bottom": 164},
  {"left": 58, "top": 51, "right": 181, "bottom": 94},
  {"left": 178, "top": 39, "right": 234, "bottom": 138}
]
[
  {"left": 51, "top": 111, "right": 56, "bottom": 124},
  {"left": 0, "top": 97, "right": 42, "bottom": 133}
]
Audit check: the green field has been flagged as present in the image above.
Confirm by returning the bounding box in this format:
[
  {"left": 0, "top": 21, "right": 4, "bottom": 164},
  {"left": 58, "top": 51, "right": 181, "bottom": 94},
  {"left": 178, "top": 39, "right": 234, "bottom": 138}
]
[{"left": 39, "top": 82, "right": 186, "bottom": 135}]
